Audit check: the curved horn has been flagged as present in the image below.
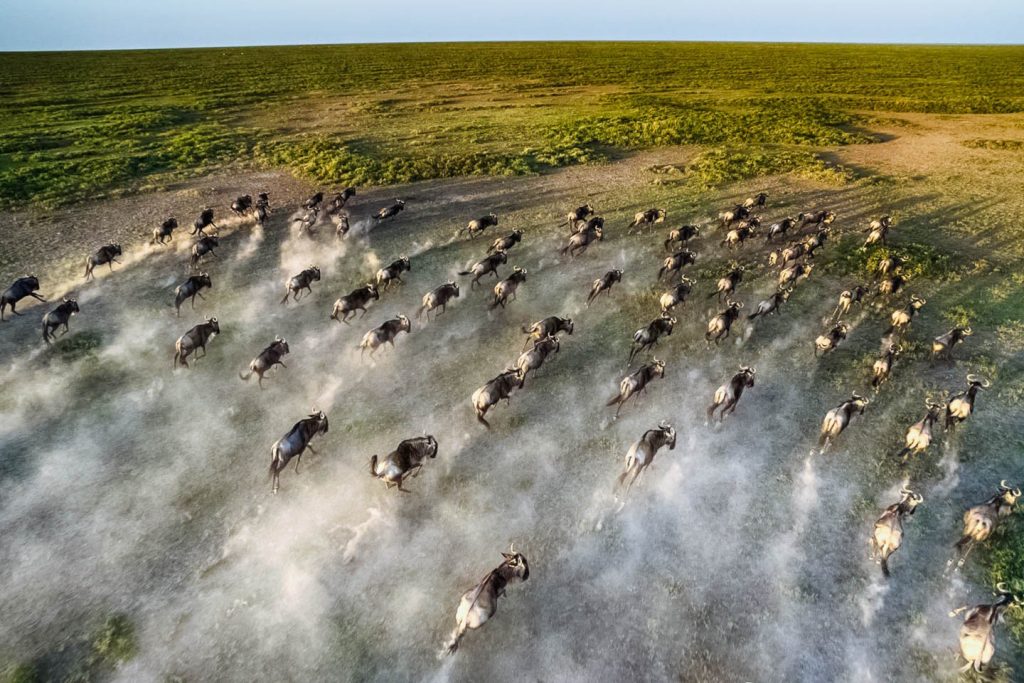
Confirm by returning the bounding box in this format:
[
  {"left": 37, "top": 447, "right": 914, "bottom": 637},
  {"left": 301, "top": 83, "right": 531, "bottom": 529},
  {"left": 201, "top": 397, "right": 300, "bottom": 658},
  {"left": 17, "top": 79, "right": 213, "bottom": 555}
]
[{"left": 1000, "top": 479, "right": 1012, "bottom": 491}]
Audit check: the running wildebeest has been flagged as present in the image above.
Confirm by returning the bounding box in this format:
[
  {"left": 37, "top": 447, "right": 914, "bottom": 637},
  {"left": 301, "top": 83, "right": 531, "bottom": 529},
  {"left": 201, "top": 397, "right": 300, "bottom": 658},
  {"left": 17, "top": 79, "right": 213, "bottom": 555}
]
[
  {"left": 515, "top": 335, "right": 560, "bottom": 383},
  {"left": 664, "top": 225, "right": 700, "bottom": 251},
  {"left": 488, "top": 229, "right": 524, "bottom": 254},
  {"left": 722, "top": 222, "right": 757, "bottom": 250},
  {"left": 877, "top": 254, "right": 903, "bottom": 277},
  {"left": 629, "top": 314, "right": 676, "bottom": 364},
  {"left": 659, "top": 276, "right": 696, "bottom": 314},
  {"left": 884, "top": 295, "right": 926, "bottom": 336},
  {"left": 418, "top": 282, "right": 460, "bottom": 319},
  {"left": 374, "top": 200, "right": 405, "bottom": 221},
  {"left": 718, "top": 204, "right": 750, "bottom": 228},
  {"left": 173, "top": 317, "right": 220, "bottom": 368},
  {"left": 606, "top": 359, "right": 666, "bottom": 418},
  {"left": 748, "top": 288, "right": 791, "bottom": 320},
  {"left": 877, "top": 273, "right": 907, "bottom": 298},
  {"left": 152, "top": 217, "right": 179, "bottom": 245},
  {"left": 331, "top": 283, "right": 379, "bottom": 323},
  {"left": 798, "top": 209, "right": 835, "bottom": 229},
  {"left": 705, "top": 300, "right": 744, "bottom": 346},
  {"left": 709, "top": 266, "right": 744, "bottom": 302},
  {"left": 894, "top": 399, "right": 945, "bottom": 462},
  {"left": 375, "top": 257, "right": 411, "bottom": 290},
  {"left": 657, "top": 249, "right": 696, "bottom": 281},
  {"left": 464, "top": 213, "right": 499, "bottom": 238},
  {"left": 955, "top": 480, "right": 1020, "bottom": 567},
  {"left": 190, "top": 235, "right": 219, "bottom": 269},
  {"left": 192, "top": 208, "right": 217, "bottom": 235},
  {"left": 239, "top": 336, "right": 290, "bottom": 388},
  {"left": 871, "top": 487, "right": 923, "bottom": 577},
  {"left": 304, "top": 192, "right": 324, "bottom": 211},
  {"left": 802, "top": 228, "right": 829, "bottom": 258},
  {"left": 358, "top": 315, "right": 411, "bottom": 358},
  {"left": 778, "top": 262, "right": 813, "bottom": 289},
  {"left": 174, "top": 272, "right": 212, "bottom": 315},
  {"left": 458, "top": 251, "right": 507, "bottom": 288},
  {"left": 561, "top": 224, "right": 603, "bottom": 257},
  {"left": 84, "top": 244, "right": 123, "bottom": 280},
  {"left": 831, "top": 285, "right": 868, "bottom": 322},
  {"left": 333, "top": 213, "right": 350, "bottom": 238},
  {"left": 489, "top": 267, "right": 527, "bottom": 310},
  {"left": 871, "top": 344, "right": 901, "bottom": 390},
  {"left": 814, "top": 322, "right": 849, "bottom": 357},
  {"left": 628, "top": 208, "right": 666, "bottom": 233},
  {"left": 562, "top": 204, "right": 595, "bottom": 230},
  {"left": 231, "top": 194, "right": 253, "bottom": 216},
  {"left": 573, "top": 216, "right": 605, "bottom": 234},
  {"left": 1, "top": 275, "right": 45, "bottom": 321},
  {"left": 268, "top": 410, "right": 329, "bottom": 494},
  {"left": 818, "top": 394, "right": 869, "bottom": 451},
  {"left": 588, "top": 269, "right": 623, "bottom": 306},
  {"left": 932, "top": 326, "right": 972, "bottom": 361},
  {"left": 743, "top": 192, "right": 768, "bottom": 209},
  {"left": 707, "top": 366, "right": 756, "bottom": 423},
  {"left": 254, "top": 195, "right": 271, "bottom": 226},
  {"left": 443, "top": 546, "right": 530, "bottom": 655},
  {"left": 779, "top": 241, "right": 806, "bottom": 265},
  {"left": 615, "top": 421, "right": 676, "bottom": 497},
  {"left": 281, "top": 266, "right": 321, "bottom": 304},
  {"left": 764, "top": 217, "right": 796, "bottom": 243},
  {"left": 41, "top": 297, "right": 79, "bottom": 344},
  {"left": 950, "top": 583, "right": 1021, "bottom": 673},
  {"left": 472, "top": 367, "right": 524, "bottom": 428},
  {"left": 864, "top": 215, "right": 892, "bottom": 248},
  {"left": 370, "top": 435, "right": 438, "bottom": 492},
  {"left": 326, "top": 188, "right": 356, "bottom": 214},
  {"left": 521, "top": 315, "right": 574, "bottom": 350},
  {"left": 945, "top": 374, "right": 990, "bottom": 431},
  {"left": 294, "top": 206, "right": 321, "bottom": 234}
]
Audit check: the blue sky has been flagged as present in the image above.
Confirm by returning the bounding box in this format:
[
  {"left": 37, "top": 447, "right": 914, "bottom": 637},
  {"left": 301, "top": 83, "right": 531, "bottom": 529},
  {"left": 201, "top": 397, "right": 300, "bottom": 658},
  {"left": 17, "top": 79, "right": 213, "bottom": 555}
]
[{"left": 2, "top": 0, "right": 1021, "bottom": 51}]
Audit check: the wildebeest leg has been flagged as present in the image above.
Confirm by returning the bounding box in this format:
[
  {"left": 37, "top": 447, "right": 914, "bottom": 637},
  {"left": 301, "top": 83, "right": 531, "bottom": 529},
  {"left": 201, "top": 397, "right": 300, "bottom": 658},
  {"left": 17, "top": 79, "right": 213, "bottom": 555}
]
[
  {"left": 723, "top": 400, "right": 739, "bottom": 420},
  {"left": 294, "top": 452, "right": 302, "bottom": 473},
  {"left": 190, "top": 295, "right": 197, "bottom": 309},
  {"left": 359, "top": 308, "right": 369, "bottom": 318}
]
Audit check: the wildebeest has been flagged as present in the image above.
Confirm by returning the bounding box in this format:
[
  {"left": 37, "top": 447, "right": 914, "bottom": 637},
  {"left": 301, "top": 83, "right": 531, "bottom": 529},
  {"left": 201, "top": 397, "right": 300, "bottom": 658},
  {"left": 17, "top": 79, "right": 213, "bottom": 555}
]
[
  {"left": 562, "top": 204, "right": 595, "bottom": 231},
  {"left": 458, "top": 251, "right": 507, "bottom": 288},
  {"left": 174, "top": 272, "right": 212, "bottom": 315},
  {"left": 798, "top": 209, "right": 835, "bottom": 229},
  {"left": 254, "top": 194, "right": 271, "bottom": 226},
  {"left": 561, "top": 223, "right": 603, "bottom": 257},
  {"left": 664, "top": 225, "right": 700, "bottom": 251},
  {"left": 884, "top": 295, "right": 926, "bottom": 336},
  {"left": 331, "top": 283, "right": 380, "bottom": 323},
  {"left": 864, "top": 215, "right": 892, "bottom": 248},
  {"left": 748, "top": 288, "right": 790, "bottom": 320},
  {"left": 268, "top": 410, "right": 329, "bottom": 494},
  {"left": 722, "top": 222, "right": 757, "bottom": 250},
  {"left": 239, "top": 337, "right": 290, "bottom": 388},
  {"left": 190, "top": 235, "right": 219, "bottom": 269},
  {"left": 374, "top": 200, "right": 405, "bottom": 221},
  {"left": 489, "top": 267, "right": 527, "bottom": 309},
  {"left": 464, "top": 213, "right": 499, "bottom": 238},
  {"left": 659, "top": 276, "right": 695, "bottom": 314},
  {"left": 709, "top": 266, "right": 744, "bottom": 302},
  {"left": 192, "top": 208, "right": 217, "bottom": 235},
  {"left": 375, "top": 257, "right": 411, "bottom": 290},
  {"left": 443, "top": 546, "right": 530, "bottom": 655},
  {"left": 628, "top": 208, "right": 666, "bottom": 233},
  {"left": 950, "top": 583, "right": 1021, "bottom": 673},
  {"left": 281, "top": 266, "right": 321, "bottom": 304},
  {"left": 41, "top": 297, "right": 79, "bottom": 344},
  {"left": 152, "top": 217, "right": 179, "bottom": 245},
  {"left": 945, "top": 374, "right": 990, "bottom": 431},
  {"left": 818, "top": 394, "right": 869, "bottom": 451},
  {"left": 573, "top": 216, "right": 606, "bottom": 235},
  {"left": 779, "top": 241, "right": 806, "bottom": 265},
  {"left": 877, "top": 254, "right": 903, "bottom": 277},
  {"left": 293, "top": 207, "right": 321, "bottom": 235},
  {"left": 871, "top": 344, "right": 901, "bottom": 390},
  {"left": 955, "top": 480, "right": 1020, "bottom": 567},
  {"left": 1, "top": 275, "right": 45, "bottom": 320},
  {"left": 173, "top": 317, "right": 220, "bottom": 368},
  {"left": 472, "top": 367, "right": 524, "bottom": 428},
  {"left": 370, "top": 435, "right": 438, "bottom": 492},
  {"left": 588, "top": 269, "right": 623, "bottom": 306},
  {"left": 705, "top": 301, "right": 744, "bottom": 346},
  {"left": 515, "top": 335, "right": 560, "bottom": 383},
  {"left": 629, "top": 314, "right": 675, "bottom": 364},
  {"left": 894, "top": 399, "right": 945, "bottom": 462},
  {"left": 522, "top": 315, "right": 574, "bottom": 350},
  {"left": 831, "top": 285, "right": 867, "bottom": 322},
  {"left": 718, "top": 204, "right": 750, "bottom": 228},
  {"left": 871, "top": 487, "right": 923, "bottom": 577},
  {"left": 358, "top": 315, "right": 411, "bottom": 358},
  {"left": 802, "top": 228, "right": 829, "bottom": 258},
  {"left": 333, "top": 213, "right": 350, "bottom": 238},
  {"left": 657, "top": 249, "right": 696, "bottom": 281},
  {"left": 933, "top": 326, "right": 972, "bottom": 361},
  {"left": 231, "top": 194, "right": 253, "bottom": 215},
  {"left": 778, "top": 262, "right": 813, "bottom": 289},
  {"left": 764, "top": 217, "right": 796, "bottom": 243},
  {"left": 743, "top": 192, "right": 768, "bottom": 209},
  {"left": 488, "top": 229, "right": 524, "bottom": 254},
  {"left": 304, "top": 192, "right": 324, "bottom": 211},
  {"left": 418, "top": 282, "right": 460, "bottom": 319},
  {"left": 326, "top": 188, "right": 356, "bottom": 214},
  {"left": 814, "top": 322, "right": 849, "bottom": 357},
  {"left": 707, "top": 366, "right": 756, "bottom": 423},
  {"left": 84, "top": 244, "right": 123, "bottom": 280},
  {"left": 606, "top": 359, "right": 666, "bottom": 417},
  {"left": 877, "top": 273, "right": 907, "bottom": 298},
  {"left": 615, "top": 421, "right": 676, "bottom": 497}
]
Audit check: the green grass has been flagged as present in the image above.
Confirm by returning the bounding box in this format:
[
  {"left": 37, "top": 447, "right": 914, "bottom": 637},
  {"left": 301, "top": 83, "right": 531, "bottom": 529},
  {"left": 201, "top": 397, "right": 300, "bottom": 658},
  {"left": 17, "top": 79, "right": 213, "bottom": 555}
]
[{"left": 3, "top": 42, "right": 1024, "bottom": 208}]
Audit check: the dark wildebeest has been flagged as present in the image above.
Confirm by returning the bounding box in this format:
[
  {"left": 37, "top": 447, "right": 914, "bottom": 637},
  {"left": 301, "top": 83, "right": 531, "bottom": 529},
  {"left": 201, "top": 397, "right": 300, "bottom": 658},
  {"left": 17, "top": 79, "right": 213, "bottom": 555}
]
[
  {"left": 894, "top": 399, "right": 945, "bottom": 462},
  {"left": 464, "top": 213, "right": 499, "bottom": 238},
  {"left": 802, "top": 228, "right": 829, "bottom": 258},
  {"left": 831, "top": 285, "right": 868, "bottom": 322},
  {"left": 333, "top": 213, "right": 350, "bottom": 238},
  {"left": 951, "top": 583, "right": 1021, "bottom": 673},
  {"left": 629, "top": 314, "right": 676, "bottom": 364},
  {"left": 814, "top": 321, "right": 849, "bottom": 357},
  {"left": 190, "top": 235, "right": 219, "bottom": 270},
  {"left": 778, "top": 262, "right": 813, "bottom": 289},
  {"left": 443, "top": 546, "right": 530, "bottom": 655},
  {"left": 358, "top": 315, "right": 411, "bottom": 358},
  {"left": 587, "top": 269, "right": 623, "bottom": 306},
  {"left": 326, "top": 187, "right": 356, "bottom": 215},
  {"left": 606, "top": 359, "right": 666, "bottom": 418},
  {"left": 722, "top": 221, "right": 758, "bottom": 250},
  {"left": 572, "top": 216, "right": 605, "bottom": 235},
  {"left": 489, "top": 268, "right": 527, "bottom": 310},
  {"left": 864, "top": 215, "right": 892, "bottom": 248},
  {"left": 877, "top": 254, "right": 903, "bottom": 277},
  {"left": 818, "top": 394, "right": 869, "bottom": 451},
  {"left": 664, "top": 225, "right": 700, "bottom": 251},
  {"left": 152, "top": 217, "right": 179, "bottom": 245},
  {"left": 709, "top": 266, "right": 744, "bottom": 302},
  {"left": 933, "top": 326, "right": 972, "bottom": 361},
  {"left": 458, "top": 251, "right": 507, "bottom": 288},
  {"left": 871, "top": 344, "right": 901, "bottom": 390},
  {"left": 718, "top": 204, "right": 750, "bottom": 228},
  {"left": 41, "top": 297, "right": 80, "bottom": 344},
  {"left": 798, "top": 209, "right": 835, "bottom": 229},
  {"left": 884, "top": 295, "right": 926, "bottom": 336},
  {"left": 472, "top": 367, "right": 525, "bottom": 428},
  {"left": 488, "top": 230, "right": 524, "bottom": 254},
  {"left": 174, "top": 272, "right": 212, "bottom": 315},
  {"left": 743, "top": 192, "right": 768, "bottom": 209},
  {"left": 657, "top": 249, "right": 696, "bottom": 281},
  {"left": 748, "top": 288, "right": 791, "bottom": 320},
  {"left": 945, "top": 374, "right": 990, "bottom": 431},
  {"left": 1, "top": 275, "right": 45, "bottom": 321},
  {"left": 173, "top": 317, "right": 220, "bottom": 368},
  {"left": 254, "top": 195, "right": 271, "bottom": 226},
  {"left": 370, "top": 435, "right": 438, "bottom": 492},
  {"left": 705, "top": 300, "right": 744, "bottom": 346},
  {"left": 764, "top": 217, "right": 797, "bottom": 243},
  {"left": 192, "top": 208, "right": 217, "bottom": 235},
  {"left": 418, "top": 282, "right": 460, "bottom": 319},
  {"left": 521, "top": 315, "right": 574, "bottom": 350},
  {"left": 954, "top": 480, "right": 1020, "bottom": 569},
  {"left": 659, "top": 276, "right": 695, "bottom": 314},
  {"left": 375, "top": 257, "right": 411, "bottom": 290},
  {"left": 562, "top": 204, "right": 595, "bottom": 231},
  {"left": 331, "top": 283, "right": 379, "bottom": 323},
  {"left": 707, "top": 366, "right": 756, "bottom": 423},
  {"left": 293, "top": 207, "right": 320, "bottom": 236},
  {"left": 269, "top": 410, "right": 329, "bottom": 494},
  {"left": 515, "top": 335, "right": 560, "bottom": 383},
  {"left": 374, "top": 200, "right": 405, "bottom": 221},
  {"left": 615, "top": 421, "right": 676, "bottom": 497},
  {"left": 304, "top": 192, "right": 324, "bottom": 211},
  {"left": 239, "top": 337, "right": 290, "bottom": 388},
  {"left": 231, "top": 194, "right": 253, "bottom": 216},
  {"left": 779, "top": 241, "right": 806, "bottom": 265},
  {"left": 281, "top": 266, "right": 321, "bottom": 304},
  {"left": 561, "top": 224, "right": 603, "bottom": 257},
  {"left": 84, "top": 244, "right": 123, "bottom": 280},
  {"left": 877, "top": 273, "right": 907, "bottom": 298},
  {"left": 628, "top": 208, "right": 666, "bottom": 234},
  {"left": 871, "top": 487, "right": 923, "bottom": 577}
]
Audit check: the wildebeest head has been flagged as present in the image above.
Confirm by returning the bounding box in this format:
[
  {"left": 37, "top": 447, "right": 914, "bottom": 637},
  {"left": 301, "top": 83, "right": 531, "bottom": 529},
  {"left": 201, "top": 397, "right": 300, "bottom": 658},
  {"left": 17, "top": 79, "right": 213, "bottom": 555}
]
[
  {"left": 274, "top": 336, "right": 290, "bottom": 354},
  {"left": 658, "top": 420, "right": 677, "bottom": 449},
  {"left": 198, "top": 272, "right": 212, "bottom": 288},
  {"left": 495, "top": 251, "right": 509, "bottom": 265},
  {"left": 398, "top": 256, "right": 411, "bottom": 271},
  {"left": 910, "top": 294, "right": 926, "bottom": 310},
  {"left": 112, "top": 244, "right": 123, "bottom": 256},
  {"left": 206, "top": 316, "right": 220, "bottom": 334},
  {"left": 448, "top": 281, "right": 460, "bottom": 297},
  {"left": 500, "top": 545, "right": 530, "bottom": 582},
  {"left": 998, "top": 480, "right": 1022, "bottom": 505},
  {"left": 561, "top": 317, "right": 575, "bottom": 334},
  {"left": 651, "top": 358, "right": 666, "bottom": 377},
  {"left": 309, "top": 409, "right": 329, "bottom": 434},
  {"left": 424, "top": 435, "right": 439, "bottom": 458},
  {"left": 965, "top": 373, "right": 991, "bottom": 390},
  {"left": 63, "top": 297, "right": 80, "bottom": 314},
  {"left": 366, "top": 283, "right": 380, "bottom": 300},
  {"left": 850, "top": 393, "right": 870, "bottom": 413},
  {"left": 395, "top": 314, "right": 411, "bottom": 333},
  {"left": 899, "top": 487, "right": 924, "bottom": 511},
  {"left": 22, "top": 275, "right": 40, "bottom": 291},
  {"left": 309, "top": 266, "right": 322, "bottom": 281},
  {"left": 739, "top": 365, "right": 756, "bottom": 387}
]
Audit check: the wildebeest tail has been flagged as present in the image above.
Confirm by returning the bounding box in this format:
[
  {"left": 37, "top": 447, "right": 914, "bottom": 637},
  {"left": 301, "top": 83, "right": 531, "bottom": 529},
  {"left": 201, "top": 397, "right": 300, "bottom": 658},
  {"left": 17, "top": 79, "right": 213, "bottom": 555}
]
[
  {"left": 41, "top": 320, "right": 51, "bottom": 344},
  {"left": 239, "top": 368, "right": 252, "bottom": 381},
  {"left": 880, "top": 556, "right": 891, "bottom": 578},
  {"left": 369, "top": 454, "right": 378, "bottom": 477},
  {"left": 456, "top": 269, "right": 473, "bottom": 276},
  {"left": 606, "top": 393, "right": 623, "bottom": 407}
]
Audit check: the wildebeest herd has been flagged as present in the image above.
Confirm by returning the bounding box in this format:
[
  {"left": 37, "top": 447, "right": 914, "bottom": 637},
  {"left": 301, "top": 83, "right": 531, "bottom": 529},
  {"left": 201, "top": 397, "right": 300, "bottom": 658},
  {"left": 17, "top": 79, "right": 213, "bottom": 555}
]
[{"left": 1, "top": 187, "right": 1018, "bottom": 670}]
